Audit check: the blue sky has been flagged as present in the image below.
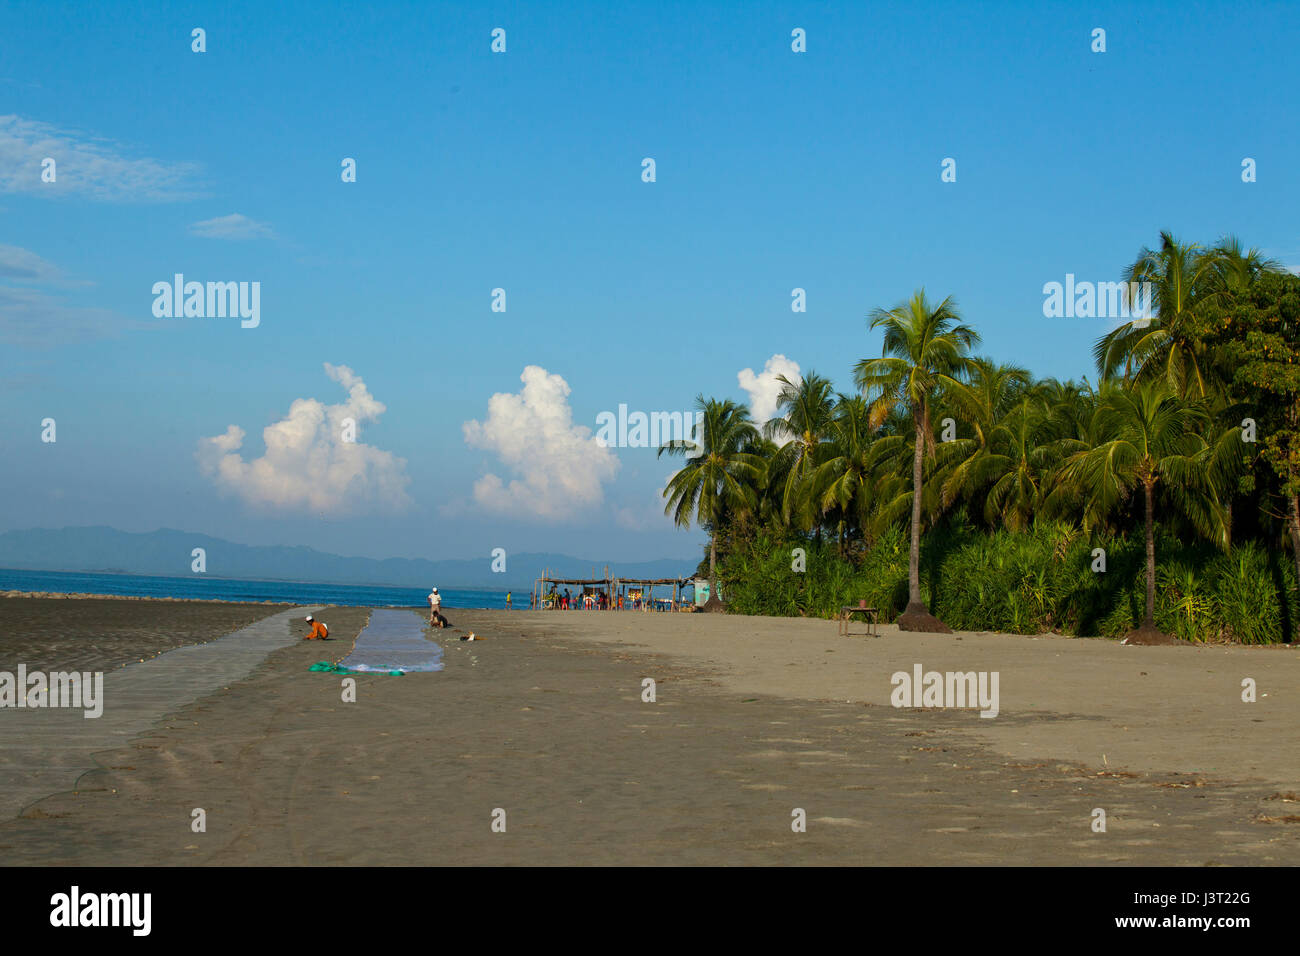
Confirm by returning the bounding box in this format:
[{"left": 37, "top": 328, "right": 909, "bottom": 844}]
[{"left": 1, "top": 0, "right": 1296, "bottom": 565}]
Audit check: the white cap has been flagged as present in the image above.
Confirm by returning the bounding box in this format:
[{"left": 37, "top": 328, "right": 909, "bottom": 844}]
[
  {"left": 305, "top": 615, "right": 314, "bottom": 622},
  {"left": 432, "top": 587, "right": 439, "bottom": 593}
]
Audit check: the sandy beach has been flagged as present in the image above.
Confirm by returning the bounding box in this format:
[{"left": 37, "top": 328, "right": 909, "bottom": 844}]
[
  {"left": 1, "top": 600, "right": 1296, "bottom": 865},
  {"left": 0, "top": 596, "right": 297, "bottom": 675}
]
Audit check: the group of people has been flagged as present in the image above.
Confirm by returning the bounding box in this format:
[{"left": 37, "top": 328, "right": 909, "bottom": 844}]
[{"left": 543, "top": 588, "right": 629, "bottom": 610}]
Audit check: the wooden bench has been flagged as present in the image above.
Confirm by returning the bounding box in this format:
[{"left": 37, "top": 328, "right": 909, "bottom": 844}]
[{"left": 838, "top": 604, "right": 879, "bottom": 637}]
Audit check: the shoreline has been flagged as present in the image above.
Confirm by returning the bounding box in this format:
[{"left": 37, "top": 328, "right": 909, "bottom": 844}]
[
  {"left": 0, "top": 590, "right": 491, "bottom": 611},
  {"left": 2, "top": 590, "right": 300, "bottom": 605}
]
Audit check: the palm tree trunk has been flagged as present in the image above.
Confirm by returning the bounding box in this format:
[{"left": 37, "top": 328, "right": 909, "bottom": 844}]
[
  {"left": 909, "top": 419, "right": 924, "bottom": 607},
  {"left": 1288, "top": 494, "right": 1300, "bottom": 601},
  {"left": 1144, "top": 480, "right": 1156, "bottom": 627},
  {"left": 709, "top": 532, "right": 717, "bottom": 589}
]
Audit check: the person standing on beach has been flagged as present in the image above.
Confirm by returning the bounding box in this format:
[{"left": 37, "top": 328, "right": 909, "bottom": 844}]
[
  {"left": 506, "top": 591, "right": 512, "bottom": 610},
  {"left": 428, "top": 587, "right": 444, "bottom": 628}
]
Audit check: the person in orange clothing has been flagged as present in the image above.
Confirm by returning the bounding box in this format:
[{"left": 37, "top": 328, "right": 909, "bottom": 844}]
[{"left": 304, "top": 615, "right": 329, "bottom": 640}]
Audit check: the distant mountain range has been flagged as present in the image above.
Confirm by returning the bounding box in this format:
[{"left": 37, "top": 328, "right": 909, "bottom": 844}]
[{"left": 0, "top": 526, "right": 700, "bottom": 590}]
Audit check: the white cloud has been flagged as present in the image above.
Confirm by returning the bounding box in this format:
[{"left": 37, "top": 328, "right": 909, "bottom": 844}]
[
  {"left": 0, "top": 284, "right": 123, "bottom": 346},
  {"left": 0, "top": 115, "right": 200, "bottom": 201},
  {"left": 0, "top": 244, "right": 62, "bottom": 282},
  {"left": 738, "top": 354, "right": 801, "bottom": 426},
  {"left": 189, "top": 213, "right": 275, "bottom": 240},
  {"left": 0, "top": 246, "right": 148, "bottom": 346},
  {"left": 462, "top": 365, "right": 619, "bottom": 520},
  {"left": 196, "top": 364, "right": 411, "bottom": 514}
]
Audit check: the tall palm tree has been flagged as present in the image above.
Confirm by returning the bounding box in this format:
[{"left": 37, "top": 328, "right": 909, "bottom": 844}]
[
  {"left": 1201, "top": 236, "right": 1282, "bottom": 300},
  {"left": 1094, "top": 232, "right": 1281, "bottom": 401},
  {"left": 763, "top": 371, "right": 836, "bottom": 531},
  {"left": 659, "top": 396, "right": 762, "bottom": 605},
  {"left": 1056, "top": 380, "right": 1217, "bottom": 643},
  {"left": 1094, "top": 232, "right": 1213, "bottom": 398},
  {"left": 853, "top": 289, "right": 981, "bottom": 631}
]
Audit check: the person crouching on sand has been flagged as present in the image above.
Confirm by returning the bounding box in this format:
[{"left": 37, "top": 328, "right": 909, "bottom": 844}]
[{"left": 304, "top": 615, "right": 329, "bottom": 640}]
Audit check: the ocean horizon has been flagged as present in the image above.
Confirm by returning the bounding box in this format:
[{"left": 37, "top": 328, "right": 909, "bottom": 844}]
[{"left": 0, "top": 567, "right": 513, "bottom": 610}]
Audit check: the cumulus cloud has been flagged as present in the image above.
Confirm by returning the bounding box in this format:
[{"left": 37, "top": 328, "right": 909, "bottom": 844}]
[
  {"left": 738, "top": 353, "right": 801, "bottom": 427},
  {"left": 0, "top": 114, "right": 201, "bottom": 201},
  {"left": 196, "top": 364, "right": 411, "bottom": 514},
  {"left": 189, "top": 213, "right": 275, "bottom": 240},
  {"left": 462, "top": 365, "right": 619, "bottom": 520}
]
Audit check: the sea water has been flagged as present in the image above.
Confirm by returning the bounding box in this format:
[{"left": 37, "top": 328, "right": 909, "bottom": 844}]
[{"left": 0, "top": 568, "right": 508, "bottom": 610}]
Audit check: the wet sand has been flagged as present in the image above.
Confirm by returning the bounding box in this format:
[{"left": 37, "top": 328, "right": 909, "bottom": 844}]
[
  {"left": 1, "top": 604, "right": 1296, "bottom": 865},
  {"left": 0, "top": 596, "right": 296, "bottom": 674}
]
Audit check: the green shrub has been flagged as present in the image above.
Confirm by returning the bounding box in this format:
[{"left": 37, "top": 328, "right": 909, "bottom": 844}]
[{"left": 713, "top": 519, "right": 1296, "bottom": 644}]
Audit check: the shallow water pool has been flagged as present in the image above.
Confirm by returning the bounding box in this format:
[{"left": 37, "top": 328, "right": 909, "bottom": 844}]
[{"left": 340, "top": 608, "right": 444, "bottom": 673}]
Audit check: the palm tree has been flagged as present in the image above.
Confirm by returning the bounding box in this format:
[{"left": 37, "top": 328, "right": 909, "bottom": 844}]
[
  {"left": 763, "top": 371, "right": 836, "bottom": 531},
  {"left": 1056, "top": 380, "right": 1217, "bottom": 643},
  {"left": 853, "top": 289, "right": 981, "bottom": 631},
  {"left": 943, "top": 397, "right": 1070, "bottom": 532},
  {"left": 1201, "top": 236, "right": 1282, "bottom": 300},
  {"left": 934, "top": 358, "right": 1033, "bottom": 523},
  {"left": 811, "top": 393, "right": 875, "bottom": 549},
  {"left": 1094, "top": 232, "right": 1213, "bottom": 398},
  {"left": 659, "top": 396, "right": 762, "bottom": 607},
  {"left": 1094, "top": 232, "right": 1281, "bottom": 401}
]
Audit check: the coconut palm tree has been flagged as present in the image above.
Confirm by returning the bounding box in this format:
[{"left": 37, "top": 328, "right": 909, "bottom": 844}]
[
  {"left": 853, "top": 289, "right": 981, "bottom": 631},
  {"left": 943, "top": 397, "right": 1071, "bottom": 532},
  {"left": 1094, "top": 233, "right": 1281, "bottom": 401},
  {"left": 1093, "top": 232, "right": 1213, "bottom": 398},
  {"left": 810, "top": 393, "right": 876, "bottom": 548},
  {"left": 1056, "top": 379, "right": 1218, "bottom": 643},
  {"left": 659, "top": 396, "right": 762, "bottom": 605},
  {"left": 934, "top": 358, "right": 1034, "bottom": 522},
  {"left": 1201, "top": 236, "right": 1282, "bottom": 301},
  {"left": 763, "top": 371, "right": 836, "bottom": 531}
]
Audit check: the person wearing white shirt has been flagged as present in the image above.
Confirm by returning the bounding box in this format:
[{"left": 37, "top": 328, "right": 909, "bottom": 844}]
[{"left": 428, "top": 587, "right": 444, "bottom": 628}]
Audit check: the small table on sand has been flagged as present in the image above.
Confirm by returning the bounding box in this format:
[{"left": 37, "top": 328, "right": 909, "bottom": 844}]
[{"left": 838, "top": 604, "right": 878, "bottom": 637}]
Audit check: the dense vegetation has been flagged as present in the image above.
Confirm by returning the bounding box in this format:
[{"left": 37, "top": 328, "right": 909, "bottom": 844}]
[{"left": 660, "top": 234, "right": 1300, "bottom": 643}]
